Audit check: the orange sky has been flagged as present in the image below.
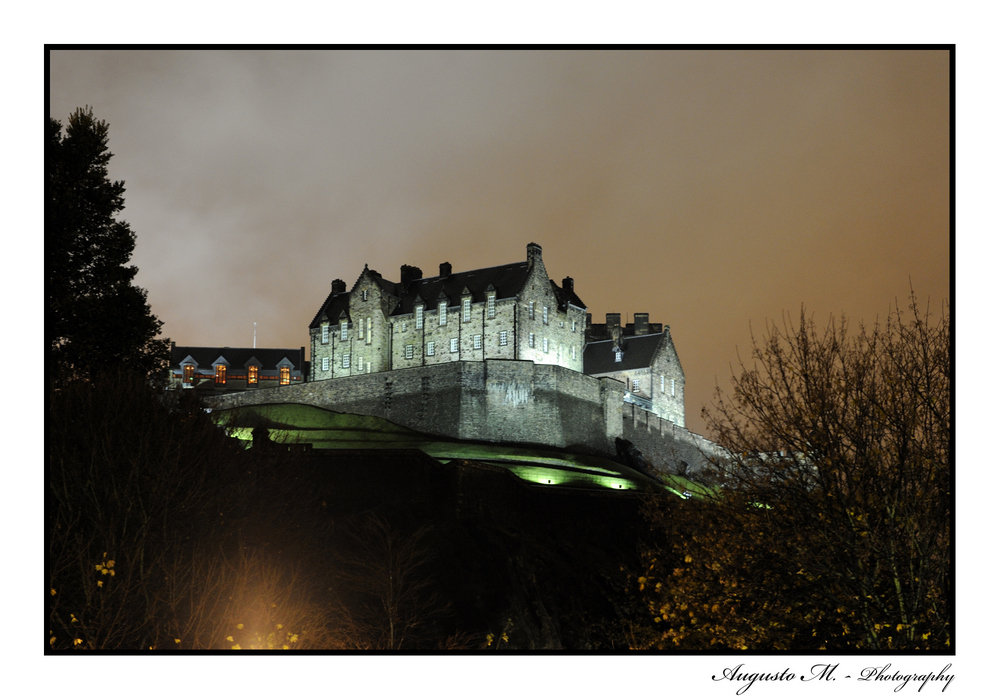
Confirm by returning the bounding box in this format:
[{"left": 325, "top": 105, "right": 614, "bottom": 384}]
[{"left": 48, "top": 49, "right": 950, "bottom": 437}]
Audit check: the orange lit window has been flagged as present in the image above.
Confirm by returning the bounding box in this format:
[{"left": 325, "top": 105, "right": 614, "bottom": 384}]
[
  {"left": 215, "top": 365, "right": 226, "bottom": 385},
  {"left": 280, "top": 367, "right": 290, "bottom": 385},
  {"left": 248, "top": 366, "right": 258, "bottom": 385},
  {"left": 182, "top": 364, "right": 194, "bottom": 386}
]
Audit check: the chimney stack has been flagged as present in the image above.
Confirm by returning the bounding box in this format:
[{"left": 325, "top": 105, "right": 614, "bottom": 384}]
[
  {"left": 331, "top": 279, "right": 346, "bottom": 294},
  {"left": 562, "top": 276, "right": 574, "bottom": 292},
  {"left": 439, "top": 261, "right": 452, "bottom": 277},
  {"left": 400, "top": 264, "right": 423, "bottom": 288},
  {"left": 527, "top": 242, "right": 542, "bottom": 266},
  {"left": 634, "top": 312, "right": 649, "bottom": 335}
]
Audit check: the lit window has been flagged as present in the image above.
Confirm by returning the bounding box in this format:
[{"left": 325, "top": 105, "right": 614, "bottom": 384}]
[
  {"left": 487, "top": 294, "right": 496, "bottom": 319},
  {"left": 182, "top": 364, "right": 194, "bottom": 386},
  {"left": 214, "top": 365, "right": 226, "bottom": 386},
  {"left": 529, "top": 333, "right": 535, "bottom": 348},
  {"left": 427, "top": 341, "right": 435, "bottom": 356},
  {"left": 474, "top": 334, "right": 482, "bottom": 350},
  {"left": 341, "top": 321, "right": 348, "bottom": 341},
  {"left": 358, "top": 356, "right": 364, "bottom": 371},
  {"left": 342, "top": 353, "right": 350, "bottom": 368},
  {"left": 321, "top": 324, "right": 329, "bottom": 344},
  {"left": 280, "top": 367, "right": 290, "bottom": 386},
  {"left": 499, "top": 331, "right": 508, "bottom": 346},
  {"left": 615, "top": 350, "right": 622, "bottom": 362},
  {"left": 543, "top": 337, "right": 548, "bottom": 353},
  {"left": 415, "top": 305, "right": 424, "bottom": 329},
  {"left": 632, "top": 379, "right": 640, "bottom": 392},
  {"left": 450, "top": 338, "right": 459, "bottom": 353},
  {"left": 529, "top": 301, "right": 535, "bottom": 320},
  {"left": 405, "top": 344, "right": 414, "bottom": 360},
  {"left": 248, "top": 366, "right": 259, "bottom": 384},
  {"left": 439, "top": 301, "right": 447, "bottom": 326},
  {"left": 366, "top": 317, "right": 372, "bottom": 345},
  {"left": 462, "top": 298, "right": 471, "bottom": 322},
  {"left": 321, "top": 358, "right": 329, "bottom": 372},
  {"left": 543, "top": 306, "right": 548, "bottom": 325}
]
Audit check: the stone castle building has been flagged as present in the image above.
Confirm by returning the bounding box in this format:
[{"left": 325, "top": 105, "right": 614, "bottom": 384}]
[
  {"left": 205, "top": 243, "right": 711, "bottom": 474},
  {"left": 308, "top": 243, "right": 587, "bottom": 381}
]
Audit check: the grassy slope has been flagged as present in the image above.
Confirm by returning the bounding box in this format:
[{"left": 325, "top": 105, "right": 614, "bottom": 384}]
[{"left": 212, "top": 403, "right": 709, "bottom": 499}]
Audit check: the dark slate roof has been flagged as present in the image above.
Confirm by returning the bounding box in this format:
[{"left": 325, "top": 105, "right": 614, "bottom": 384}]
[
  {"left": 550, "top": 279, "right": 586, "bottom": 311},
  {"left": 583, "top": 333, "right": 663, "bottom": 375},
  {"left": 392, "top": 261, "right": 531, "bottom": 315},
  {"left": 170, "top": 346, "right": 305, "bottom": 372}
]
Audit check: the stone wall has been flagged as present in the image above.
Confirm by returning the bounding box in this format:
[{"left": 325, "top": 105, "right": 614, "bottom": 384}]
[
  {"left": 205, "top": 359, "right": 624, "bottom": 456},
  {"left": 621, "top": 402, "right": 720, "bottom": 478}
]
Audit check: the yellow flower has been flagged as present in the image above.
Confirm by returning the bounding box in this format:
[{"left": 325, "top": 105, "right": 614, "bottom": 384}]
[
  {"left": 231, "top": 644, "right": 241, "bottom": 650},
  {"left": 226, "top": 636, "right": 234, "bottom": 642},
  {"left": 276, "top": 624, "right": 282, "bottom": 630},
  {"left": 289, "top": 634, "right": 298, "bottom": 643},
  {"left": 97, "top": 580, "right": 103, "bottom": 587},
  {"left": 50, "top": 636, "right": 56, "bottom": 645},
  {"left": 95, "top": 564, "right": 103, "bottom": 571},
  {"left": 101, "top": 568, "right": 108, "bottom": 575},
  {"left": 282, "top": 645, "right": 289, "bottom": 650},
  {"left": 236, "top": 623, "right": 244, "bottom": 630},
  {"left": 50, "top": 588, "right": 56, "bottom": 596},
  {"left": 107, "top": 560, "right": 115, "bottom": 567},
  {"left": 74, "top": 638, "right": 82, "bottom": 646},
  {"left": 110, "top": 570, "right": 115, "bottom": 576},
  {"left": 175, "top": 639, "right": 181, "bottom": 644}
]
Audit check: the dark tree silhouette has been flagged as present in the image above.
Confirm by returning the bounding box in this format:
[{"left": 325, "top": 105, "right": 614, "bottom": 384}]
[
  {"left": 638, "top": 293, "right": 951, "bottom": 650},
  {"left": 47, "top": 107, "right": 169, "bottom": 385}
]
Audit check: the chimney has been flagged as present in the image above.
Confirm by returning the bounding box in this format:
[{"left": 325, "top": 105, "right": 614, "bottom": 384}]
[
  {"left": 634, "top": 313, "right": 649, "bottom": 335},
  {"left": 400, "top": 264, "right": 423, "bottom": 288},
  {"left": 562, "top": 276, "right": 574, "bottom": 292},
  {"left": 439, "top": 261, "right": 452, "bottom": 277},
  {"left": 527, "top": 242, "right": 542, "bottom": 266},
  {"left": 331, "top": 279, "right": 346, "bottom": 294},
  {"left": 606, "top": 312, "right": 621, "bottom": 330}
]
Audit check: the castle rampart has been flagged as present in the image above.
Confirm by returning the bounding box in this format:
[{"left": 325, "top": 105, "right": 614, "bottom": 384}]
[{"left": 205, "top": 359, "right": 625, "bottom": 456}]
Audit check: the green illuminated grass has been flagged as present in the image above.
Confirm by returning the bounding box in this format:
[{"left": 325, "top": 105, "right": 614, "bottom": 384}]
[{"left": 212, "top": 403, "right": 703, "bottom": 497}]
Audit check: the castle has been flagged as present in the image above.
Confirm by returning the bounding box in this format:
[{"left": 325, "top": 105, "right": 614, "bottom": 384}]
[{"left": 203, "top": 243, "right": 713, "bottom": 475}]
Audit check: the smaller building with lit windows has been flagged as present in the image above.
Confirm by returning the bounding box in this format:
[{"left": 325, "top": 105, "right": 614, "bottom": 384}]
[{"left": 168, "top": 343, "right": 308, "bottom": 394}]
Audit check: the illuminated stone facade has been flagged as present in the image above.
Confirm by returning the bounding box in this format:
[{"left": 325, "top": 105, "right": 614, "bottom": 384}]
[{"left": 308, "top": 243, "right": 587, "bottom": 382}]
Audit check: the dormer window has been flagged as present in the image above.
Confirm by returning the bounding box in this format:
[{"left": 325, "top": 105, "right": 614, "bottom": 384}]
[
  {"left": 280, "top": 367, "right": 290, "bottom": 386},
  {"left": 543, "top": 306, "right": 548, "bottom": 325},
  {"left": 321, "top": 324, "right": 329, "bottom": 344},
  {"left": 214, "top": 365, "right": 227, "bottom": 386},
  {"left": 415, "top": 304, "right": 424, "bottom": 329},
  {"left": 248, "top": 366, "right": 259, "bottom": 385},
  {"left": 487, "top": 294, "right": 496, "bottom": 319},
  {"left": 462, "top": 298, "right": 471, "bottom": 322},
  {"left": 182, "top": 364, "right": 194, "bottom": 387},
  {"left": 340, "top": 321, "right": 348, "bottom": 341},
  {"left": 438, "top": 301, "right": 447, "bottom": 326},
  {"left": 615, "top": 350, "right": 623, "bottom": 363},
  {"left": 362, "top": 290, "right": 368, "bottom": 301},
  {"left": 529, "top": 301, "right": 535, "bottom": 320}
]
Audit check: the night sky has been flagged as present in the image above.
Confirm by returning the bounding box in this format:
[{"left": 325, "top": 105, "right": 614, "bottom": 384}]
[{"left": 48, "top": 49, "right": 950, "bottom": 436}]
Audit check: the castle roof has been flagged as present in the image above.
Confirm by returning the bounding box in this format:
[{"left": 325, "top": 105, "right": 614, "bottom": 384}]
[
  {"left": 583, "top": 333, "right": 664, "bottom": 375},
  {"left": 309, "top": 255, "right": 586, "bottom": 328},
  {"left": 170, "top": 345, "right": 306, "bottom": 373}
]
